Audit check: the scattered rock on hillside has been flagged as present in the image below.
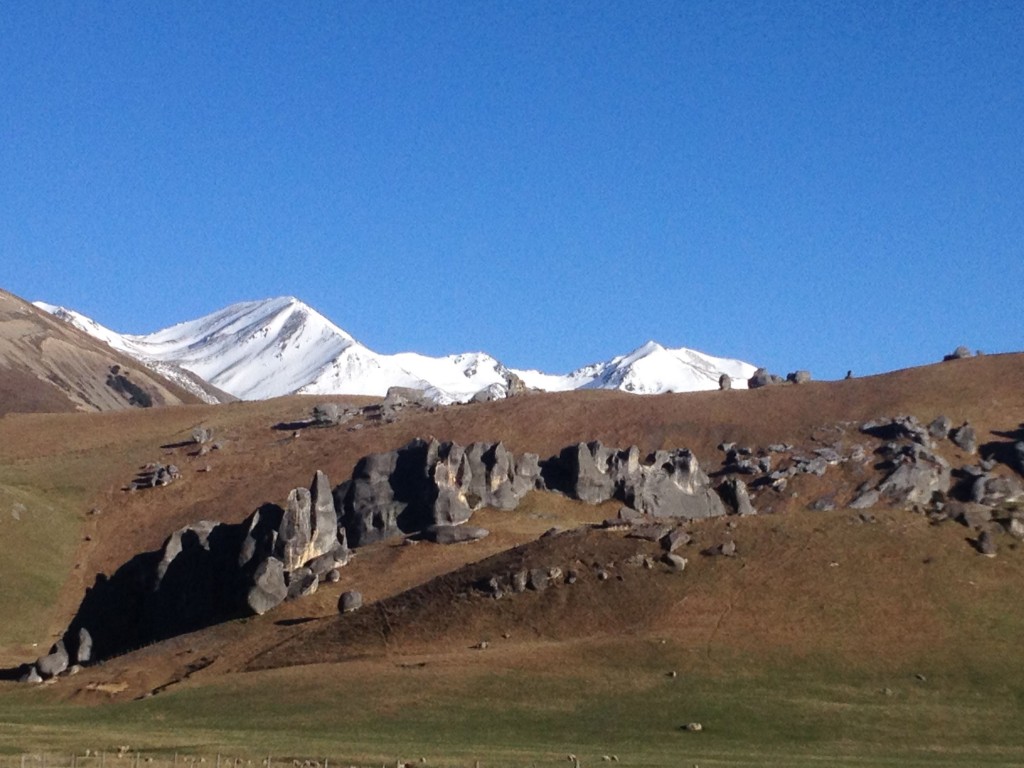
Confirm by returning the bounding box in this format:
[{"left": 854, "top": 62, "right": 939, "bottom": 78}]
[
  {"left": 661, "top": 528, "right": 692, "bottom": 552},
  {"left": 718, "top": 478, "right": 755, "bottom": 516},
  {"left": 718, "top": 374, "right": 732, "bottom": 391},
  {"left": 975, "top": 531, "right": 997, "bottom": 557},
  {"left": 337, "top": 439, "right": 541, "bottom": 546},
  {"left": 943, "top": 346, "right": 972, "bottom": 361},
  {"left": 248, "top": 558, "right": 288, "bottom": 615},
  {"left": 928, "top": 416, "right": 952, "bottom": 439},
  {"left": 951, "top": 423, "right": 978, "bottom": 454},
  {"left": 662, "top": 553, "right": 688, "bottom": 571},
  {"left": 971, "top": 475, "right": 1024, "bottom": 507},
  {"left": 748, "top": 368, "right": 784, "bottom": 388},
  {"left": 75, "top": 627, "right": 93, "bottom": 665},
  {"left": 787, "top": 370, "right": 811, "bottom": 384},
  {"left": 861, "top": 416, "right": 932, "bottom": 447},
  {"left": 877, "top": 446, "right": 951, "bottom": 506},
  {"left": 36, "top": 640, "right": 69, "bottom": 678},
  {"left": 848, "top": 489, "right": 879, "bottom": 510},
  {"left": 704, "top": 540, "right": 737, "bottom": 558},
  {"left": 554, "top": 442, "right": 726, "bottom": 520},
  {"left": 339, "top": 590, "right": 363, "bottom": 613},
  {"left": 422, "top": 524, "right": 490, "bottom": 544}
]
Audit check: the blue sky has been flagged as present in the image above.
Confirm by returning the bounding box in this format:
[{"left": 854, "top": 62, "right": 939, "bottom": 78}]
[{"left": 2, "top": 1, "right": 1022, "bottom": 379}]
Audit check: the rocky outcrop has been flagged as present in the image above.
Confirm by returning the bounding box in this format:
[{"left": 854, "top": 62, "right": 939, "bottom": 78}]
[
  {"left": 336, "top": 439, "right": 541, "bottom": 546},
  {"left": 42, "top": 471, "right": 351, "bottom": 667},
  {"left": 748, "top": 368, "right": 784, "bottom": 389},
  {"left": 550, "top": 442, "right": 726, "bottom": 520}
]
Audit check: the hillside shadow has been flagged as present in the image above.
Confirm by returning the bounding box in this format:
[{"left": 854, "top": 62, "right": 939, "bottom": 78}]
[
  {"left": 272, "top": 419, "right": 317, "bottom": 431},
  {"left": 980, "top": 423, "right": 1024, "bottom": 476}
]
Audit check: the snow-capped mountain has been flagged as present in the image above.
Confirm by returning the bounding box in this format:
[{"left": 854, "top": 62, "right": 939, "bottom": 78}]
[
  {"left": 514, "top": 341, "right": 756, "bottom": 394},
  {"left": 35, "top": 297, "right": 757, "bottom": 403}
]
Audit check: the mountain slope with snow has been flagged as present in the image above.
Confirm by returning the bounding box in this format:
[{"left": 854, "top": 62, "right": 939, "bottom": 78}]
[{"left": 35, "top": 297, "right": 758, "bottom": 402}]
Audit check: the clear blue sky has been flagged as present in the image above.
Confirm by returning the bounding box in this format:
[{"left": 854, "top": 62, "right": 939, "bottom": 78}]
[{"left": 2, "top": 1, "right": 1022, "bottom": 379}]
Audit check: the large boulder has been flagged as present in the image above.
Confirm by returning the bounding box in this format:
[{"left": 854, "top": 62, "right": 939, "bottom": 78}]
[
  {"left": 718, "top": 477, "right": 755, "bottom": 516},
  {"left": 75, "top": 627, "right": 93, "bottom": 665},
  {"left": 877, "top": 447, "right": 951, "bottom": 506},
  {"left": 951, "top": 423, "right": 978, "bottom": 454},
  {"left": 339, "top": 449, "right": 404, "bottom": 546},
  {"left": 748, "top": 368, "right": 784, "bottom": 389},
  {"left": 622, "top": 449, "right": 726, "bottom": 519},
  {"left": 247, "top": 557, "right": 288, "bottom": 615},
  {"left": 943, "top": 346, "right": 972, "bottom": 361},
  {"left": 560, "top": 442, "right": 618, "bottom": 503},
  {"left": 36, "top": 640, "right": 69, "bottom": 678}
]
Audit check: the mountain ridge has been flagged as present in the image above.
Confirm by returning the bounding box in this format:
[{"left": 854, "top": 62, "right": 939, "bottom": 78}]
[{"left": 35, "top": 296, "right": 758, "bottom": 403}]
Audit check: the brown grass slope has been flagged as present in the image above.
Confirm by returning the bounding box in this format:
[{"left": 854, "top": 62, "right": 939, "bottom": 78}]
[
  {"left": 0, "top": 288, "right": 205, "bottom": 416},
  {"left": 1, "top": 352, "right": 1024, "bottom": 762}
]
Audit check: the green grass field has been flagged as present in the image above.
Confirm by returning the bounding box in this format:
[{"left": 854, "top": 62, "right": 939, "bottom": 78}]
[{"left": 2, "top": 638, "right": 1023, "bottom": 767}]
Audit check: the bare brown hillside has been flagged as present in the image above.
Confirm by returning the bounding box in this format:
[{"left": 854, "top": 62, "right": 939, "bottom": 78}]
[
  {"left": 0, "top": 289, "right": 205, "bottom": 415},
  {"left": 1, "top": 351, "right": 1022, "bottom": 701}
]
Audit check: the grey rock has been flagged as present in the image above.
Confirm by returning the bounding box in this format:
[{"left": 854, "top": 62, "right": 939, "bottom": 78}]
[
  {"left": 470, "top": 385, "right": 503, "bottom": 403},
  {"left": 311, "top": 403, "right": 343, "bottom": 425},
  {"left": 951, "top": 424, "right": 978, "bottom": 454},
  {"left": 383, "top": 386, "right": 428, "bottom": 408},
  {"left": 622, "top": 449, "right": 727, "bottom": 520},
  {"left": 305, "top": 543, "right": 350, "bottom": 578},
  {"left": 848, "top": 489, "right": 879, "bottom": 510},
  {"left": 277, "top": 471, "right": 343, "bottom": 572},
  {"left": 976, "top": 531, "right": 997, "bottom": 556},
  {"left": 971, "top": 475, "right": 1024, "bottom": 506},
  {"left": 662, "top": 553, "right": 688, "bottom": 571},
  {"left": 861, "top": 415, "right": 932, "bottom": 447},
  {"left": 809, "top": 495, "right": 837, "bottom": 512},
  {"left": 19, "top": 666, "right": 42, "bottom": 684},
  {"left": 748, "top": 368, "right": 784, "bottom": 389},
  {"left": 286, "top": 567, "right": 319, "bottom": 599},
  {"left": 704, "top": 540, "right": 737, "bottom": 557},
  {"left": 786, "top": 370, "right": 811, "bottom": 384},
  {"left": 718, "top": 478, "right": 755, "bottom": 516},
  {"left": 247, "top": 557, "right": 288, "bottom": 615},
  {"left": 1002, "top": 517, "right": 1024, "bottom": 539},
  {"left": 510, "top": 569, "right": 528, "bottom": 593},
  {"left": 627, "top": 523, "right": 674, "bottom": 542},
  {"left": 528, "top": 568, "right": 551, "bottom": 591},
  {"left": 563, "top": 441, "right": 617, "bottom": 503},
  {"left": 504, "top": 370, "right": 528, "bottom": 397},
  {"left": 75, "top": 627, "right": 93, "bottom": 665},
  {"left": 339, "top": 590, "right": 363, "bottom": 613},
  {"left": 661, "top": 528, "right": 692, "bottom": 552},
  {"left": 878, "top": 450, "right": 951, "bottom": 506},
  {"left": 950, "top": 502, "right": 992, "bottom": 529},
  {"left": 325, "top": 568, "right": 342, "bottom": 583},
  {"left": 928, "top": 416, "right": 952, "bottom": 439},
  {"left": 718, "top": 374, "right": 732, "bottom": 391},
  {"left": 36, "top": 640, "right": 69, "bottom": 678},
  {"left": 943, "top": 346, "right": 972, "bottom": 361}
]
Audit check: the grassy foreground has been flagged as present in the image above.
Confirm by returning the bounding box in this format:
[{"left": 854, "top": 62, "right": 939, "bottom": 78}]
[{"left": 1, "top": 639, "right": 1023, "bottom": 768}]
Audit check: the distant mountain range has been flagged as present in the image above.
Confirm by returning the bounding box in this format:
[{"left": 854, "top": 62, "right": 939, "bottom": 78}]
[{"left": 35, "top": 297, "right": 758, "bottom": 403}]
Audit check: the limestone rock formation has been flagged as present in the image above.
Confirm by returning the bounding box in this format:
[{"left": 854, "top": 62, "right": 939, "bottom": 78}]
[{"left": 337, "top": 438, "right": 540, "bottom": 546}]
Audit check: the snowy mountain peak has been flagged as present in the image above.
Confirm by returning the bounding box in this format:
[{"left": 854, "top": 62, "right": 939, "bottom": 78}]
[{"left": 36, "top": 297, "right": 759, "bottom": 403}]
